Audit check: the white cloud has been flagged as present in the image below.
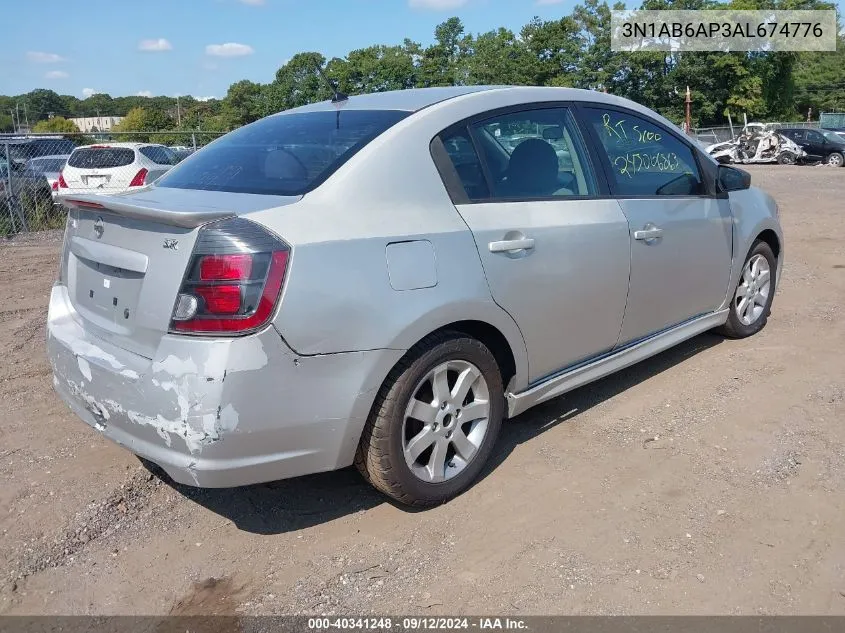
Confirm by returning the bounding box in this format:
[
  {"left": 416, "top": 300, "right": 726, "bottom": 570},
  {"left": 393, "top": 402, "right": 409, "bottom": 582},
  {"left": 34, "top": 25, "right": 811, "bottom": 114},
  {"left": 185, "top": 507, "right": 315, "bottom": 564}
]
[
  {"left": 136, "top": 90, "right": 153, "bottom": 97},
  {"left": 196, "top": 96, "right": 216, "bottom": 102},
  {"left": 81, "top": 88, "right": 99, "bottom": 98},
  {"left": 27, "top": 51, "right": 66, "bottom": 63},
  {"left": 45, "top": 70, "right": 69, "bottom": 79},
  {"left": 408, "top": 0, "right": 469, "bottom": 9},
  {"left": 138, "top": 38, "right": 173, "bottom": 52},
  {"left": 205, "top": 42, "right": 255, "bottom": 57},
  {"left": 238, "top": 0, "right": 265, "bottom": 4}
]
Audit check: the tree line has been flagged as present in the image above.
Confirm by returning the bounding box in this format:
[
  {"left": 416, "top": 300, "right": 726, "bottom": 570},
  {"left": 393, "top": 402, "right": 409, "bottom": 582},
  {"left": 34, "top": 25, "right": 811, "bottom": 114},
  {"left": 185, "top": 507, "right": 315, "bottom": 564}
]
[{"left": 2, "top": 0, "right": 844, "bottom": 137}]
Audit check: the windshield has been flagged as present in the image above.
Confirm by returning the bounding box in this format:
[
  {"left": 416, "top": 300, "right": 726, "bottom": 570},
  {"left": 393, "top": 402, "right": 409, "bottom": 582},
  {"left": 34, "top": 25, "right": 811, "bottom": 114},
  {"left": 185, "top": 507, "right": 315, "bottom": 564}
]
[{"left": 156, "top": 109, "right": 410, "bottom": 196}]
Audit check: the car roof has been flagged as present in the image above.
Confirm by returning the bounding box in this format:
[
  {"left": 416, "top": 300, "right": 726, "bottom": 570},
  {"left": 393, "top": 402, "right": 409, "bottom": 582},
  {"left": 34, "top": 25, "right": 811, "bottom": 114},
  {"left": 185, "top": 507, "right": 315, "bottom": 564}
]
[
  {"left": 29, "top": 154, "right": 71, "bottom": 160},
  {"left": 72, "top": 142, "right": 161, "bottom": 149},
  {"left": 279, "top": 85, "right": 509, "bottom": 114},
  {"left": 278, "top": 85, "right": 688, "bottom": 135}
]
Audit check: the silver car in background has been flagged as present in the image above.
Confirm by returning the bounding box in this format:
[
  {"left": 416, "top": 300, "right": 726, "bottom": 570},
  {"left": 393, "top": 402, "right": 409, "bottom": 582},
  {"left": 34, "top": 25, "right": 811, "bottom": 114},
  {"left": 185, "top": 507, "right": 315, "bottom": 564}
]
[
  {"left": 23, "top": 154, "right": 70, "bottom": 200},
  {"left": 48, "top": 86, "right": 783, "bottom": 506}
]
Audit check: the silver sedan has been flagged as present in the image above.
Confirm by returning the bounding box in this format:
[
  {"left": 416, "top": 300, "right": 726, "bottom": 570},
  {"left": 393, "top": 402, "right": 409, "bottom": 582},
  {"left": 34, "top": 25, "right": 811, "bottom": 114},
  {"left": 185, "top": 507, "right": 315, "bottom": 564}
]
[{"left": 49, "top": 86, "right": 783, "bottom": 506}]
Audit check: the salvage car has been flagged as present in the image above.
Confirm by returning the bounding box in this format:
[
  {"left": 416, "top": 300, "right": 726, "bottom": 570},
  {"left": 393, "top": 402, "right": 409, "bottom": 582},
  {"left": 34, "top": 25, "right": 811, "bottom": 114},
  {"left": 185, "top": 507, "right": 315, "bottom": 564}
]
[
  {"left": 48, "top": 86, "right": 784, "bottom": 506},
  {"left": 706, "top": 123, "right": 805, "bottom": 165}
]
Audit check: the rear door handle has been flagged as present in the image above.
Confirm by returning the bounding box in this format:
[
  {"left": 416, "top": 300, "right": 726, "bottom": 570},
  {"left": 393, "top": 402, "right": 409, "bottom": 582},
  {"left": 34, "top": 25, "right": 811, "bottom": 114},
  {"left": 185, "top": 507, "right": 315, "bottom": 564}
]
[
  {"left": 633, "top": 225, "right": 664, "bottom": 241},
  {"left": 488, "top": 238, "right": 535, "bottom": 253}
]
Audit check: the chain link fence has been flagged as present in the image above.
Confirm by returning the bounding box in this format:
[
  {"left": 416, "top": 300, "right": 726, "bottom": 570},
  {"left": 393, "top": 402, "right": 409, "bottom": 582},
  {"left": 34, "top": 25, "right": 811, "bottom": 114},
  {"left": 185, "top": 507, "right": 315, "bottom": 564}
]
[
  {"left": 2, "top": 131, "right": 225, "bottom": 236},
  {"left": 691, "top": 120, "right": 820, "bottom": 145}
]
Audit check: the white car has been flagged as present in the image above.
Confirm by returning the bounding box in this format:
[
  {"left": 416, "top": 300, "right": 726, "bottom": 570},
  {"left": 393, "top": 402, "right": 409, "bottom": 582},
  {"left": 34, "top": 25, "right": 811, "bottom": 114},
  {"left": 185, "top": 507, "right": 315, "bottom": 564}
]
[{"left": 58, "top": 142, "right": 178, "bottom": 196}]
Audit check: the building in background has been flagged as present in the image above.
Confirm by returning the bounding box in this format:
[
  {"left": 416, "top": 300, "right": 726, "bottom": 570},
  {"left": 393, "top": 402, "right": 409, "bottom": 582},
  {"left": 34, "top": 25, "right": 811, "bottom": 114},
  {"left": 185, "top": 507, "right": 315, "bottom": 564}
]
[{"left": 68, "top": 116, "right": 124, "bottom": 133}]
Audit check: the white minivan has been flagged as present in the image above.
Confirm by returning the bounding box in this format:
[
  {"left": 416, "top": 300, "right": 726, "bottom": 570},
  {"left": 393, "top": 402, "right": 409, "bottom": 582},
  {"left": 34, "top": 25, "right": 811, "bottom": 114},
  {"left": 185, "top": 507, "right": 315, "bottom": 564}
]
[{"left": 58, "top": 142, "right": 178, "bottom": 196}]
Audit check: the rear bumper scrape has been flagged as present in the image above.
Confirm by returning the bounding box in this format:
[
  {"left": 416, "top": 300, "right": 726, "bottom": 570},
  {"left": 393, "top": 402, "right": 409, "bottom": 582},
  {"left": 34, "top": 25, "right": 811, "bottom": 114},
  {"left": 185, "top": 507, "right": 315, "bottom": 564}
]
[{"left": 47, "top": 285, "right": 404, "bottom": 487}]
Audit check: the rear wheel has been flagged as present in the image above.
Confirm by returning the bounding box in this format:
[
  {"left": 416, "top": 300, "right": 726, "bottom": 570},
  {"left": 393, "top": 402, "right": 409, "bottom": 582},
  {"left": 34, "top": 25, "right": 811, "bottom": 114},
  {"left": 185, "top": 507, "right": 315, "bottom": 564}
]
[
  {"left": 716, "top": 240, "right": 777, "bottom": 339},
  {"left": 826, "top": 152, "right": 844, "bottom": 167},
  {"left": 355, "top": 332, "right": 504, "bottom": 507},
  {"left": 777, "top": 152, "right": 796, "bottom": 165}
]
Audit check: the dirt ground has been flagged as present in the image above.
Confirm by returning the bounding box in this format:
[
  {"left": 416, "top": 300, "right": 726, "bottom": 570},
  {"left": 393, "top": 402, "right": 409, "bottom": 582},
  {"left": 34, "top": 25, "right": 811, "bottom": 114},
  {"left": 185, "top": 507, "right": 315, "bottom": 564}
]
[{"left": 0, "top": 165, "right": 843, "bottom": 616}]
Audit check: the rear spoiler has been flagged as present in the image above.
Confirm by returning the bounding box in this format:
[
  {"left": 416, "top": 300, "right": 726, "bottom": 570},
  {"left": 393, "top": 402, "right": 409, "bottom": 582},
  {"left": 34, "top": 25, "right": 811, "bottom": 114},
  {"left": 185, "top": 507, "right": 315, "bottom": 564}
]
[{"left": 59, "top": 193, "right": 235, "bottom": 229}]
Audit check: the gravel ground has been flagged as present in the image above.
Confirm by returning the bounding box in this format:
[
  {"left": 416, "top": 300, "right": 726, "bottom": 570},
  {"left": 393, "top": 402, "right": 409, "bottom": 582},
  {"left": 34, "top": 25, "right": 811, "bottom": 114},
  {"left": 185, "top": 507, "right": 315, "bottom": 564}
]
[{"left": 0, "top": 165, "right": 843, "bottom": 615}]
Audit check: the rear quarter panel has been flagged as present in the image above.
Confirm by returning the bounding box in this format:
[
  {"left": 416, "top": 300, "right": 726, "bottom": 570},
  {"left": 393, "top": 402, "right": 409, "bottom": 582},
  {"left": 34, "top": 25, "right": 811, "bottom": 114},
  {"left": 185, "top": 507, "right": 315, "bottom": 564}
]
[{"left": 243, "top": 107, "right": 531, "bottom": 391}]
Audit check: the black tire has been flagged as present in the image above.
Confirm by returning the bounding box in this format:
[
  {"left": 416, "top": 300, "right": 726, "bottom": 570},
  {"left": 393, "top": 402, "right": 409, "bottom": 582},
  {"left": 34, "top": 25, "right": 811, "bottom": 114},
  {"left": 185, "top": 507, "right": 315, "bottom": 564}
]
[
  {"left": 826, "top": 152, "right": 844, "bottom": 167},
  {"left": 355, "top": 331, "right": 504, "bottom": 507},
  {"left": 716, "top": 239, "right": 777, "bottom": 339},
  {"left": 777, "top": 152, "right": 796, "bottom": 165}
]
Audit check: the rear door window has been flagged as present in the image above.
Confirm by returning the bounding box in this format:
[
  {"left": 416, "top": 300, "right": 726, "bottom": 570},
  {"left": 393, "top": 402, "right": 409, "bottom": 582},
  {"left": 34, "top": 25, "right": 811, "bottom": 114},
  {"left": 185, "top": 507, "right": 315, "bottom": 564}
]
[
  {"left": 438, "top": 130, "right": 490, "bottom": 201},
  {"left": 580, "top": 107, "right": 704, "bottom": 196},
  {"left": 156, "top": 110, "right": 410, "bottom": 196},
  {"left": 470, "top": 107, "right": 597, "bottom": 199},
  {"left": 68, "top": 148, "right": 136, "bottom": 169}
]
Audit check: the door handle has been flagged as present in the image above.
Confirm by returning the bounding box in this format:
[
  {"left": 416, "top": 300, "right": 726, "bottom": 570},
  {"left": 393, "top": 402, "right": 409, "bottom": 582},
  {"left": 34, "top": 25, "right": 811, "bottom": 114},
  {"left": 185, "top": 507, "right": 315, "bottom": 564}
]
[
  {"left": 488, "top": 238, "right": 535, "bottom": 253},
  {"left": 633, "top": 225, "right": 664, "bottom": 241}
]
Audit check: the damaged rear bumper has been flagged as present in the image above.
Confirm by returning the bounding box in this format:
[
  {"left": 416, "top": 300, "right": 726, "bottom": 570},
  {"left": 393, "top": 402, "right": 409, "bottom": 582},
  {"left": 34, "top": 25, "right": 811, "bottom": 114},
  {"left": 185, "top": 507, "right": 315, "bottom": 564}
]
[{"left": 46, "top": 285, "right": 404, "bottom": 488}]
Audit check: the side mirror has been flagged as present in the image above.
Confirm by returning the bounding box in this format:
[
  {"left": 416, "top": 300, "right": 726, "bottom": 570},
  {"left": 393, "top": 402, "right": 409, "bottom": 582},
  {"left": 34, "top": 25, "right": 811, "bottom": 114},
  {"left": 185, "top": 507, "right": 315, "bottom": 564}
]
[{"left": 718, "top": 164, "right": 751, "bottom": 192}]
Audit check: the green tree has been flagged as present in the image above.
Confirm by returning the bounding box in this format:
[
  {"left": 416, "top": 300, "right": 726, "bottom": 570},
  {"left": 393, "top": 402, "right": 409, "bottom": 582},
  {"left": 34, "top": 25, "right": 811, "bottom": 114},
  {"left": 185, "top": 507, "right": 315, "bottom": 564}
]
[
  {"left": 418, "top": 18, "right": 471, "bottom": 86},
  {"left": 466, "top": 28, "right": 536, "bottom": 86},
  {"left": 272, "top": 53, "right": 333, "bottom": 110},
  {"left": 23, "top": 89, "right": 68, "bottom": 121},
  {"left": 32, "top": 116, "right": 80, "bottom": 133},
  {"left": 222, "top": 80, "right": 264, "bottom": 127},
  {"left": 111, "top": 106, "right": 172, "bottom": 141}
]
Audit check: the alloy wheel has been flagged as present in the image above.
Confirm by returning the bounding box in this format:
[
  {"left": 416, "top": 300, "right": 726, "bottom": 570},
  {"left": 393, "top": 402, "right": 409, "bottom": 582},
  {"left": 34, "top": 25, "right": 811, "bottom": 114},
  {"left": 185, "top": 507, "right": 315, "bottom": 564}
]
[
  {"left": 402, "top": 360, "right": 491, "bottom": 483},
  {"left": 734, "top": 253, "right": 772, "bottom": 326}
]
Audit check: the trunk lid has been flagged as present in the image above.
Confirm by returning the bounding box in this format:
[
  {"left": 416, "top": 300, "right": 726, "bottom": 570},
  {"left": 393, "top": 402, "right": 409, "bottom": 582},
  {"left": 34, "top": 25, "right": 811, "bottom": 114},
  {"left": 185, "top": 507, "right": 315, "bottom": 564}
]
[{"left": 60, "top": 187, "right": 300, "bottom": 358}]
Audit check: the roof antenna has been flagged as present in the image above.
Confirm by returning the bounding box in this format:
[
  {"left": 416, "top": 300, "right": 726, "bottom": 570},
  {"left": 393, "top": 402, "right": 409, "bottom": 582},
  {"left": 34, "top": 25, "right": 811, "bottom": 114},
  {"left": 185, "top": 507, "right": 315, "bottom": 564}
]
[{"left": 315, "top": 63, "right": 348, "bottom": 104}]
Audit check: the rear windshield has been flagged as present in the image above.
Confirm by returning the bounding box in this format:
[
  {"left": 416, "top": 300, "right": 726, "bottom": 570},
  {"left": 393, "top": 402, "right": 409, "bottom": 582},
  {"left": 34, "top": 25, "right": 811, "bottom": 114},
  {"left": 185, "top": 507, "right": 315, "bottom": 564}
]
[
  {"left": 156, "top": 109, "right": 410, "bottom": 196},
  {"left": 29, "top": 158, "right": 66, "bottom": 173},
  {"left": 68, "top": 148, "right": 135, "bottom": 169},
  {"left": 140, "top": 145, "right": 178, "bottom": 165}
]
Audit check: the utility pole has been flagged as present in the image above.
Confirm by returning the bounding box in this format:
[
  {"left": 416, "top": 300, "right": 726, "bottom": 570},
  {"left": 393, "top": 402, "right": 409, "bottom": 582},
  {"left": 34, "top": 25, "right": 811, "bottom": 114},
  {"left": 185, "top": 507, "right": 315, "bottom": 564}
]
[
  {"left": 176, "top": 95, "right": 181, "bottom": 127},
  {"left": 23, "top": 104, "right": 29, "bottom": 130},
  {"left": 9, "top": 109, "right": 16, "bottom": 133},
  {"left": 684, "top": 86, "right": 692, "bottom": 135}
]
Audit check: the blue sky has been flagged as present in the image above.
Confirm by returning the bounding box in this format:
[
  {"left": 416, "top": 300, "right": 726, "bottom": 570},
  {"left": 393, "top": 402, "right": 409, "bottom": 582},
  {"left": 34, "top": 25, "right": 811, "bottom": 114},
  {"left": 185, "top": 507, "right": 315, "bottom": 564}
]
[{"left": 1, "top": 0, "right": 582, "bottom": 101}]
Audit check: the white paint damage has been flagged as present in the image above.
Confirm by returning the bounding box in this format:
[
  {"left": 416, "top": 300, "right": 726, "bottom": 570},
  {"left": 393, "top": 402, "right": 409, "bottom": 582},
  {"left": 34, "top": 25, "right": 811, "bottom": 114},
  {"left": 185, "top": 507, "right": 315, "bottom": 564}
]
[
  {"left": 48, "top": 284, "right": 270, "bottom": 457},
  {"left": 77, "top": 357, "right": 92, "bottom": 382},
  {"left": 49, "top": 332, "right": 266, "bottom": 456}
]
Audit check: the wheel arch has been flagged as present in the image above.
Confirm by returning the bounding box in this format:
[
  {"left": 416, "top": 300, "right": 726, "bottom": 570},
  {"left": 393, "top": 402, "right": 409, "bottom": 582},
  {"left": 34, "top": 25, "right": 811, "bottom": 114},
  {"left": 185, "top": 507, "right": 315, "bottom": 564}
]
[
  {"left": 335, "top": 307, "right": 529, "bottom": 468},
  {"left": 756, "top": 228, "right": 781, "bottom": 261}
]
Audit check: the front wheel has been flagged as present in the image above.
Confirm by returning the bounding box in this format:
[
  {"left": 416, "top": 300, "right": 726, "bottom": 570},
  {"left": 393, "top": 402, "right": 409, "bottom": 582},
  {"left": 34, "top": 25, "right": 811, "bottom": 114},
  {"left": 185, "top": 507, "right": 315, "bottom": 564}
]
[
  {"left": 716, "top": 240, "right": 777, "bottom": 339},
  {"left": 355, "top": 332, "right": 504, "bottom": 507},
  {"left": 826, "top": 152, "right": 844, "bottom": 167}
]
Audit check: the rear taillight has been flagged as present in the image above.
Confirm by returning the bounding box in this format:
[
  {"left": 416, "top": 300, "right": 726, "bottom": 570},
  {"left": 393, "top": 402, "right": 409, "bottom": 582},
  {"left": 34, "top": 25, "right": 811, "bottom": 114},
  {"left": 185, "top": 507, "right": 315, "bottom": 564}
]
[
  {"left": 169, "top": 218, "right": 290, "bottom": 335},
  {"left": 129, "top": 168, "right": 148, "bottom": 187},
  {"left": 52, "top": 180, "right": 59, "bottom": 191},
  {"left": 58, "top": 172, "right": 68, "bottom": 189}
]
